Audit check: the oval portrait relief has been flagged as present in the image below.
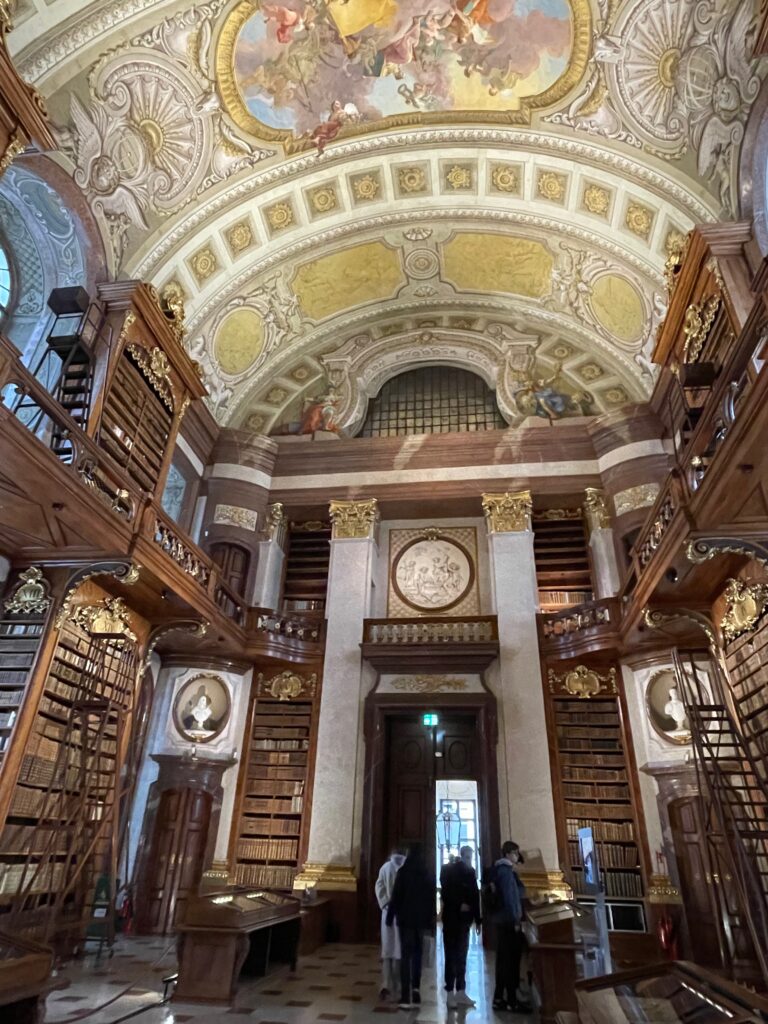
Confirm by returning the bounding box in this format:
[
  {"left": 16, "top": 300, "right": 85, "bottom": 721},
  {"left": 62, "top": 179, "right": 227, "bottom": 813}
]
[
  {"left": 173, "top": 674, "right": 232, "bottom": 744},
  {"left": 646, "top": 669, "right": 692, "bottom": 746},
  {"left": 392, "top": 536, "right": 474, "bottom": 613}
]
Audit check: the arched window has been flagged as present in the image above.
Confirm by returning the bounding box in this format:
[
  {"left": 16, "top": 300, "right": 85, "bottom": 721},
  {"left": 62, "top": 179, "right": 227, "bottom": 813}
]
[
  {"left": 0, "top": 242, "right": 11, "bottom": 319},
  {"left": 357, "top": 366, "right": 506, "bottom": 437}
]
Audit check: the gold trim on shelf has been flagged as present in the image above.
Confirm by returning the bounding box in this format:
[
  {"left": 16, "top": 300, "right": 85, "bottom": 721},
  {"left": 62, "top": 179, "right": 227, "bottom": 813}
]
[
  {"left": 548, "top": 664, "right": 617, "bottom": 699},
  {"left": 647, "top": 874, "right": 682, "bottom": 905},
  {"left": 482, "top": 491, "right": 532, "bottom": 533},
  {"left": 54, "top": 562, "right": 140, "bottom": 629},
  {"left": 68, "top": 596, "right": 138, "bottom": 643},
  {"left": 583, "top": 488, "right": 610, "bottom": 533},
  {"left": 293, "top": 862, "right": 357, "bottom": 892},
  {"left": 682, "top": 295, "right": 720, "bottom": 364},
  {"left": 126, "top": 343, "right": 175, "bottom": 411},
  {"left": 329, "top": 498, "right": 379, "bottom": 540},
  {"left": 518, "top": 869, "right": 572, "bottom": 901},
  {"left": 4, "top": 567, "right": 51, "bottom": 615},
  {"left": 720, "top": 579, "right": 768, "bottom": 641},
  {"left": 257, "top": 669, "right": 317, "bottom": 702}
]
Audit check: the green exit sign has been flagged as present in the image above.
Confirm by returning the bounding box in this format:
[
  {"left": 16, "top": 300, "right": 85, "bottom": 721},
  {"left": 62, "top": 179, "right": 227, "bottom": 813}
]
[{"left": 423, "top": 713, "right": 439, "bottom": 727}]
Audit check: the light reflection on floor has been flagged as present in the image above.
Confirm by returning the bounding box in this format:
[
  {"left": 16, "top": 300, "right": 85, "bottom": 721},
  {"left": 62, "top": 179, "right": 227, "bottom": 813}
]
[{"left": 45, "top": 930, "right": 534, "bottom": 1024}]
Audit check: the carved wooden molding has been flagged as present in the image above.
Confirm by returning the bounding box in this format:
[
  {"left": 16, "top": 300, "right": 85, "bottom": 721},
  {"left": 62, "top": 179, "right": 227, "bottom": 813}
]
[{"left": 547, "top": 664, "right": 617, "bottom": 699}]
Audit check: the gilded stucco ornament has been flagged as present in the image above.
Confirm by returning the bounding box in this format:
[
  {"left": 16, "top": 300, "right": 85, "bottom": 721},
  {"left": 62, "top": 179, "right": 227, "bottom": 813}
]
[
  {"left": 160, "top": 281, "right": 186, "bottom": 342},
  {"left": 482, "top": 491, "right": 533, "bottom": 533},
  {"left": 613, "top": 483, "right": 660, "bottom": 517},
  {"left": 720, "top": 579, "right": 768, "bottom": 642},
  {"left": 68, "top": 597, "right": 138, "bottom": 643},
  {"left": 329, "top": 498, "right": 379, "bottom": 540},
  {"left": 4, "top": 567, "right": 51, "bottom": 615},
  {"left": 548, "top": 664, "right": 617, "bottom": 699},
  {"left": 213, "top": 503, "right": 258, "bottom": 531},
  {"left": 682, "top": 295, "right": 720, "bottom": 363},
  {"left": 258, "top": 669, "right": 316, "bottom": 702},
  {"left": 127, "top": 344, "right": 175, "bottom": 411},
  {"left": 267, "top": 502, "right": 285, "bottom": 539},
  {"left": 391, "top": 675, "right": 467, "bottom": 693},
  {"left": 0, "top": 128, "right": 26, "bottom": 176}
]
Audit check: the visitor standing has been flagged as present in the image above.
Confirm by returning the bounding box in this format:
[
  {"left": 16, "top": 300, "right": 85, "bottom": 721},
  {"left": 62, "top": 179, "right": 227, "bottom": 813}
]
[
  {"left": 486, "top": 841, "right": 531, "bottom": 1012},
  {"left": 440, "top": 845, "right": 481, "bottom": 1007},
  {"left": 375, "top": 847, "right": 406, "bottom": 1000},
  {"left": 386, "top": 843, "right": 435, "bottom": 1009}
]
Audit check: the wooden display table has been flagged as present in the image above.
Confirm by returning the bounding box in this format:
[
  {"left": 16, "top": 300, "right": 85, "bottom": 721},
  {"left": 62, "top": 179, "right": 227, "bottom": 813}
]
[
  {"left": 175, "top": 887, "right": 302, "bottom": 1004},
  {"left": 524, "top": 902, "right": 599, "bottom": 1024}
]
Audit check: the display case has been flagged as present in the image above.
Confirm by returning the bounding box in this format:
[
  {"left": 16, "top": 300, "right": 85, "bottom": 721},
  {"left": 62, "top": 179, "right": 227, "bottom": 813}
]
[
  {"left": 576, "top": 961, "right": 768, "bottom": 1024},
  {"left": 175, "top": 886, "right": 302, "bottom": 1005}
]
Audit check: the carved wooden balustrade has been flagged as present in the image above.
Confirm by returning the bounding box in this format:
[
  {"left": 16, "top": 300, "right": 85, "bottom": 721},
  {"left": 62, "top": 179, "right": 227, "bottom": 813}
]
[
  {"left": 361, "top": 616, "right": 499, "bottom": 672},
  {"left": 247, "top": 608, "right": 325, "bottom": 662},
  {"left": 538, "top": 597, "right": 620, "bottom": 657}
]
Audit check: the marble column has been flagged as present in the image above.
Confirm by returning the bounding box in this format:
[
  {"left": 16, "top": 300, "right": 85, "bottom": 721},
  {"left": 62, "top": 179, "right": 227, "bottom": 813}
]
[
  {"left": 482, "top": 492, "right": 560, "bottom": 877},
  {"left": 294, "top": 498, "right": 379, "bottom": 892},
  {"left": 584, "top": 488, "right": 621, "bottom": 598},
  {"left": 252, "top": 503, "right": 287, "bottom": 610}
]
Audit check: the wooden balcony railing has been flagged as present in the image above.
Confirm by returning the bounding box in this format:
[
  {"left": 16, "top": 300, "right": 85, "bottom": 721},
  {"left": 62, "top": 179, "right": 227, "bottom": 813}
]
[
  {"left": 361, "top": 616, "right": 499, "bottom": 671},
  {"left": 538, "top": 597, "right": 620, "bottom": 655},
  {"left": 363, "top": 616, "right": 497, "bottom": 645}
]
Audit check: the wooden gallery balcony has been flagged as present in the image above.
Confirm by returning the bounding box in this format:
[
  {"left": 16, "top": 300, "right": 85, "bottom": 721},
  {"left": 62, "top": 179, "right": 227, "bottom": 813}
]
[
  {"left": 537, "top": 597, "right": 620, "bottom": 658},
  {"left": 361, "top": 616, "right": 499, "bottom": 672}
]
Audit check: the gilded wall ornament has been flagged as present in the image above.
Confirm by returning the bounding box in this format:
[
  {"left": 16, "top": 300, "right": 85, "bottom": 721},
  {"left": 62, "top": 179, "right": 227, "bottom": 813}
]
[
  {"left": 482, "top": 491, "right": 532, "bottom": 533},
  {"left": 613, "top": 483, "right": 660, "bottom": 517},
  {"left": 445, "top": 165, "right": 473, "bottom": 190},
  {"left": 490, "top": 164, "right": 520, "bottom": 193},
  {"left": 159, "top": 281, "right": 185, "bottom": 342},
  {"left": 190, "top": 246, "right": 218, "bottom": 284},
  {"left": 548, "top": 664, "right": 617, "bottom": 699},
  {"left": 329, "top": 498, "right": 379, "bottom": 539},
  {"left": 4, "top": 567, "right": 51, "bottom": 615},
  {"left": 398, "top": 166, "right": 427, "bottom": 194},
  {"left": 682, "top": 295, "right": 720, "bottom": 363},
  {"left": 582, "top": 184, "right": 610, "bottom": 216},
  {"left": 226, "top": 220, "right": 254, "bottom": 255},
  {"left": 720, "top": 579, "right": 768, "bottom": 642},
  {"left": 391, "top": 675, "right": 467, "bottom": 693},
  {"left": 265, "top": 200, "right": 295, "bottom": 231},
  {"left": 663, "top": 232, "right": 688, "bottom": 295},
  {"left": 267, "top": 502, "right": 285, "bottom": 539},
  {"left": 309, "top": 185, "right": 338, "bottom": 214},
  {"left": 258, "top": 669, "right": 316, "bottom": 702},
  {"left": 126, "top": 343, "right": 175, "bottom": 411},
  {"left": 0, "top": 128, "right": 26, "bottom": 176},
  {"left": 213, "top": 503, "right": 257, "bottom": 531},
  {"left": 583, "top": 487, "right": 611, "bottom": 532}
]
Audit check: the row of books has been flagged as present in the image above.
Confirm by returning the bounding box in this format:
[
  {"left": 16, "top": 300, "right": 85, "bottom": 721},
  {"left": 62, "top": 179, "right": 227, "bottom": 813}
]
[
  {"left": 539, "top": 590, "right": 593, "bottom": 606},
  {"left": 563, "top": 783, "right": 629, "bottom": 801},
  {"left": 565, "top": 802, "right": 633, "bottom": 820},
  {"left": 45, "top": 675, "right": 80, "bottom": 701},
  {"left": 568, "top": 840, "right": 638, "bottom": 869},
  {"left": 572, "top": 868, "right": 642, "bottom": 898},
  {"left": 0, "top": 673, "right": 29, "bottom": 689},
  {"left": 557, "top": 726, "right": 621, "bottom": 740},
  {"left": 244, "top": 796, "right": 304, "bottom": 814},
  {"left": 249, "top": 766, "right": 306, "bottom": 781},
  {"left": 1, "top": 823, "right": 68, "bottom": 854},
  {"left": 251, "top": 752, "right": 307, "bottom": 767},
  {"left": 562, "top": 766, "right": 627, "bottom": 783},
  {"left": 241, "top": 817, "right": 301, "bottom": 836},
  {"left": 254, "top": 727, "right": 309, "bottom": 740},
  {"left": 254, "top": 715, "right": 311, "bottom": 729},
  {"left": 555, "top": 713, "right": 620, "bottom": 726},
  {"left": 558, "top": 738, "right": 622, "bottom": 752},
  {"left": 560, "top": 752, "right": 625, "bottom": 769},
  {"left": 252, "top": 739, "right": 309, "bottom": 751},
  {"left": 234, "top": 863, "right": 296, "bottom": 888},
  {"left": 566, "top": 818, "right": 635, "bottom": 841},
  {"left": 247, "top": 780, "right": 304, "bottom": 797},
  {"left": 0, "top": 861, "right": 65, "bottom": 895},
  {"left": 237, "top": 838, "right": 299, "bottom": 861}
]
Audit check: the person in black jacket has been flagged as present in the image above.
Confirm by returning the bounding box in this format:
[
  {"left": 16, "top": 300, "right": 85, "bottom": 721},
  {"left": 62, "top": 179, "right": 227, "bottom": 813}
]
[
  {"left": 386, "top": 843, "right": 435, "bottom": 1009},
  {"left": 440, "top": 846, "right": 481, "bottom": 1008}
]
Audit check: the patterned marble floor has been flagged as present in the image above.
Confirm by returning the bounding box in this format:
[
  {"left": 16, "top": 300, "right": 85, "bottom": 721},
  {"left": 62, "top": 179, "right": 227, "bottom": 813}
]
[{"left": 45, "top": 931, "right": 534, "bottom": 1024}]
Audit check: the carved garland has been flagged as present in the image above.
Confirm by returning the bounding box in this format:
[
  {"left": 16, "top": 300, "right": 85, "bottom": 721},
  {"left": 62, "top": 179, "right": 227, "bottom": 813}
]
[
  {"left": 548, "top": 664, "right": 617, "bottom": 699},
  {"left": 126, "top": 343, "right": 175, "bottom": 411}
]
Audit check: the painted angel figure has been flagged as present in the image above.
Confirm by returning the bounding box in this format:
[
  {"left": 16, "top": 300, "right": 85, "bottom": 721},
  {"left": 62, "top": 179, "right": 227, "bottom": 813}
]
[
  {"left": 261, "top": 3, "right": 316, "bottom": 44},
  {"left": 306, "top": 101, "right": 360, "bottom": 155}
]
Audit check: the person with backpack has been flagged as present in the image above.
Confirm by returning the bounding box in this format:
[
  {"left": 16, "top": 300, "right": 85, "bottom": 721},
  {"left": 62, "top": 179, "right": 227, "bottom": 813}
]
[
  {"left": 386, "top": 843, "right": 436, "bottom": 1009},
  {"left": 440, "top": 845, "right": 481, "bottom": 1007},
  {"left": 483, "top": 841, "right": 531, "bottom": 1013}
]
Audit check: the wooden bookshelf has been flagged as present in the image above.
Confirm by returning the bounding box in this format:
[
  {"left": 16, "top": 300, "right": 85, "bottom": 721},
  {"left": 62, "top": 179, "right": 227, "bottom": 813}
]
[
  {"left": 282, "top": 524, "right": 331, "bottom": 614},
  {"left": 99, "top": 350, "right": 173, "bottom": 494},
  {"left": 533, "top": 512, "right": 593, "bottom": 611},
  {"left": 0, "top": 615, "right": 45, "bottom": 769},
  {"left": 546, "top": 683, "right": 647, "bottom": 911},
  {"left": 0, "top": 616, "right": 139, "bottom": 950},
  {"left": 232, "top": 678, "right": 319, "bottom": 890}
]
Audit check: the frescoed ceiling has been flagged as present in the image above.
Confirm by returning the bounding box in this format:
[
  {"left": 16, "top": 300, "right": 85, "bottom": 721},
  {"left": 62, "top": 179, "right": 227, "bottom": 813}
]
[{"left": 5, "top": 0, "right": 764, "bottom": 433}]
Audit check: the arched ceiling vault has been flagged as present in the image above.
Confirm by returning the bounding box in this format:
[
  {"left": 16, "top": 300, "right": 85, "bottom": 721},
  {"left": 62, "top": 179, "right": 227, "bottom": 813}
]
[{"left": 7, "top": 0, "right": 763, "bottom": 433}]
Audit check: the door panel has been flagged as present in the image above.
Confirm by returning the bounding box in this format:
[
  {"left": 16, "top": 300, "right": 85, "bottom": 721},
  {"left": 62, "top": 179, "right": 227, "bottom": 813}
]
[{"left": 386, "top": 719, "right": 434, "bottom": 867}]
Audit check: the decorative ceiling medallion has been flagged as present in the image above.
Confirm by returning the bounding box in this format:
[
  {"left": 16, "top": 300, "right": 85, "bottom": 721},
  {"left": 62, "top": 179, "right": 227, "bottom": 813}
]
[
  {"left": 258, "top": 669, "right": 317, "bottom": 702},
  {"left": 350, "top": 171, "right": 382, "bottom": 201},
  {"left": 265, "top": 199, "right": 295, "bottom": 232},
  {"left": 536, "top": 169, "right": 567, "bottom": 202},
  {"left": 625, "top": 202, "right": 654, "bottom": 240},
  {"left": 226, "top": 219, "right": 254, "bottom": 256},
  {"left": 4, "top": 567, "right": 51, "bottom": 616},
  {"left": 444, "top": 164, "right": 473, "bottom": 191},
  {"left": 189, "top": 246, "right": 218, "bottom": 284},
  {"left": 391, "top": 675, "right": 467, "bottom": 693},
  {"left": 721, "top": 579, "right": 768, "bottom": 642},
  {"left": 397, "top": 166, "right": 428, "bottom": 195},
  {"left": 216, "top": 0, "right": 591, "bottom": 152},
  {"left": 392, "top": 535, "right": 475, "bottom": 614},
  {"left": 548, "top": 664, "right": 617, "bottom": 699},
  {"left": 582, "top": 183, "right": 610, "bottom": 217},
  {"left": 490, "top": 163, "right": 521, "bottom": 194},
  {"left": 308, "top": 184, "right": 338, "bottom": 215}
]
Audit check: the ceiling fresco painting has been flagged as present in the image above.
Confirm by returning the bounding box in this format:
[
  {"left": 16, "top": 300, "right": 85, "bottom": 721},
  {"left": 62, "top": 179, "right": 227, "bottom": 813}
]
[{"left": 4, "top": 0, "right": 765, "bottom": 435}]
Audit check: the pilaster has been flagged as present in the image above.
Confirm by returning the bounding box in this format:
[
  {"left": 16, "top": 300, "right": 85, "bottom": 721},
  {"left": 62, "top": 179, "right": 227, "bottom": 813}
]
[
  {"left": 583, "top": 488, "right": 621, "bottom": 598},
  {"left": 295, "top": 498, "right": 379, "bottom": 891},
  {"left": 482, "top": 491, "right": 559, "bottom": 869}
]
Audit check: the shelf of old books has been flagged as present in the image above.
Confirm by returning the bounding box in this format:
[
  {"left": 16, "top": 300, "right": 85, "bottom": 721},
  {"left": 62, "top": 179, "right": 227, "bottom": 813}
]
[
  {"left": 0, "top": 613, "right": 45, "bottom": 768},
  {"left": 233, "top": 692, "right": 317, "bottom": 891},
  {"left": 550, "top": 690, "right": 645, "bottom": 906}
]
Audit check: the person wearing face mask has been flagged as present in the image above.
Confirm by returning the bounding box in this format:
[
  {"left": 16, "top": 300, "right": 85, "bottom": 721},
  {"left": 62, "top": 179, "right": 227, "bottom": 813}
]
[
  {"left": 440, "top": 845, "right": 481, "bottom": 1008},
  {"left": 375, "top": 847, "right": 406, "bottom": 1000},
  {"left": 488, "top": 841, "right": 530, "bottom": 1013}
]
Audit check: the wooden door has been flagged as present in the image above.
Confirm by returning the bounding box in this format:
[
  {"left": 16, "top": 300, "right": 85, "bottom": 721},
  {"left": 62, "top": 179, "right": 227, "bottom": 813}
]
[
  {"left": 669, "top": 796, "right": 723, "bottom": 968},
  {"left": 138, "top": 787, "right": 212, "bottom": 934},
  {"left": 386, "top": 718, "right": 435, "bottom": 866},
  {"left": 210, "top": 542, "right": 250, "bottom": 597},
  {"left": 437, "top": 716, "right": 479, "bottom": 780}
]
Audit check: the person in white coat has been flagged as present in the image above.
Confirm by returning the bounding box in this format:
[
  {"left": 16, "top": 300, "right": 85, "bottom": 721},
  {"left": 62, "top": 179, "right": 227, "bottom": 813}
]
[{"left": 375, "top": 848, "right": 405, "bottom": 1000}]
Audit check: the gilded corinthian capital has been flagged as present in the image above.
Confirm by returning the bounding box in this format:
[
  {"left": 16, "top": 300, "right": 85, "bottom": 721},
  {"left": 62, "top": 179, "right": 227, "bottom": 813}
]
[
  {"left": 482, "top": 491, "right": 532, "bottom": 533},
  {"left": 583, "top": 487, "right": 611, "bottom": 533},
  {"left": 329, "top": 498, "right": 379, "bottom": 539}
]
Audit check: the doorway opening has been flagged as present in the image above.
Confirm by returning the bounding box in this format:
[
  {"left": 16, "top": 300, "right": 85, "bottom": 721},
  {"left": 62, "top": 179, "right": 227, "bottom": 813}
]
[{"left": 436, "top": 779, "right": 482, "bottom": 882}]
